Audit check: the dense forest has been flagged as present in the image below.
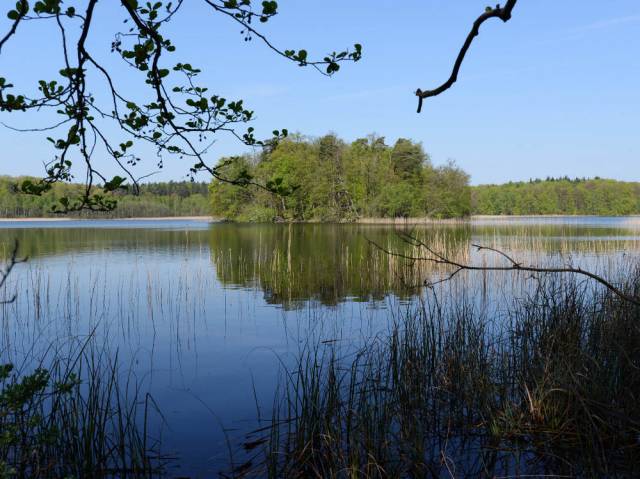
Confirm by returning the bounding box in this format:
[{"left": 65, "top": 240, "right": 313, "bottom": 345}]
[
  {"left": 0, "top": 177, "right": 209, "bottom": 218},
  {"left": 472, "top": 177, "right": 640, "bottom": 216},
  {"left": 209, "top": 134, "right": 471, "bottom": 221}
]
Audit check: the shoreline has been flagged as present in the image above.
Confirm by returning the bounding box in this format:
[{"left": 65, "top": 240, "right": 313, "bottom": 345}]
[
  {"left": 472, "top": 214, "right": 640, "bottom": 219},
  {"left": 0, "top": 216, "right": 216, "bottom": 222},
  {"left": 0, "top": 214, "right": 638, "bottom": 224}
]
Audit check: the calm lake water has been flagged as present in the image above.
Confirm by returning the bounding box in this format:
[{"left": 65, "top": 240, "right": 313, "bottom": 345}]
[{"left": 1, "top": 217, "right": 639, "bottom": 477}]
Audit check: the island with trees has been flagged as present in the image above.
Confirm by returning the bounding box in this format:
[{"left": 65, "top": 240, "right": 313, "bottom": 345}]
[{"left": 209, "top": 134, "right": 471, "bottom": 221}]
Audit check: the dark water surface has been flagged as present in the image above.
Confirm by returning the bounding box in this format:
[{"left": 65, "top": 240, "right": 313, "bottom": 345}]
[{"left": 1, "top": 217, "right": 639, "bottom": 476}]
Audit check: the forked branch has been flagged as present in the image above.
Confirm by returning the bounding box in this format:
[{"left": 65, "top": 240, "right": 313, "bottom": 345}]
[
  {"left": 368, "top": 232, "right": 640, "bottom": 307},
  {"left": 415, "top": 0, "right": 518, "bottom": 112}
]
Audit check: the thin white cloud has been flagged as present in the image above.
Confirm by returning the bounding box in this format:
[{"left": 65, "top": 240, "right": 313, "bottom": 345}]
[{"left": 569, "top": 14, "right": 640, "bottom": 34}]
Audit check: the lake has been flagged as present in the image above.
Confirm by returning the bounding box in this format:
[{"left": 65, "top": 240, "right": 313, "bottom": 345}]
[{"left": 1, "top": 217, "right": 639, "bottom": 477}]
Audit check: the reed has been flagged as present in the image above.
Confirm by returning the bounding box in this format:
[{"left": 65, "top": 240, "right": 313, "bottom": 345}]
[
  {"left": 242, "top": 267, "right": 640, "bottom": 478},
  {"left": 0, "top": 338, "right": 166, "bottom": 478}
]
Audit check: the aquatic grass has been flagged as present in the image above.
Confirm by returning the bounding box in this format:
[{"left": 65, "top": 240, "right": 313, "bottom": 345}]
[
  {"left": 244, "top": 267, "right": 640, "bottom": 478},
  {"left": 0, "top": 338, "right": 166, "bottom": 478}
]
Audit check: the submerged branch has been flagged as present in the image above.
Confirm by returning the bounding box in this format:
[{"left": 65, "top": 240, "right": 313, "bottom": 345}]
[{"left": 368, "top": 231, "right": 640, "bottom": 306}]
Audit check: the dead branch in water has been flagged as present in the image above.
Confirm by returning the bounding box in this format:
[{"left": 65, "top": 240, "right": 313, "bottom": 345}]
[{"left": 367, "top": 231, "right": 640, "bottom": 307}]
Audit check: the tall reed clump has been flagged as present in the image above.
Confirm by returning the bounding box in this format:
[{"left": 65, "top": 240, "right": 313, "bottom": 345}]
[
  {"left": 0, "top": 343, "right": 165, "bottom": 479},
  {"left": 242, "top": 269, "right": 640, "bottom": 478}
]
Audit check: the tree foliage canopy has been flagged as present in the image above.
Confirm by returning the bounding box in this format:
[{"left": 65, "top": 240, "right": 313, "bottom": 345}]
[
  {"left": 0, "top": 0, "right": 361, "bottom": 212},
  {"left": 209, "top": 134, "right": 471, "bottom": 221},
  {"left": 472, "top": 178, "right": 640, "bottom": 216},
  {"left": 0, "top": 176, "right": 209, "bottom": 217}
]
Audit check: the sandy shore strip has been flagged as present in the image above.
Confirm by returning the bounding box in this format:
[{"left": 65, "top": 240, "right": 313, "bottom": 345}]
[{"left": 0, "top": 216, "right": 216, "bottom": 222}]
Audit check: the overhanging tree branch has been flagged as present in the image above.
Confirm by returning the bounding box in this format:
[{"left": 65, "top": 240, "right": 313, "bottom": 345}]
[
  {"left": 0, "top": 0, "right": 362, "bottom": 213},
  {"left": 415, "top": 0, "right": 518, "bottom": 113},
  {"left": 0, "top": 0, "right": 27, "bottom": 53}
]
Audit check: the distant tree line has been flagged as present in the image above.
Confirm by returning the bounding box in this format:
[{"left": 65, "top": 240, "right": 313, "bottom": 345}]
[
  {"left": 3, "top": 169, "right": 637, "bottom": 221},
  {"left": 209, "top": 134, "right": 471, "bottom": 221},
  {"left": 0, "top": 177, "right": 209, "bottom": 218},
  {"left": 472, "top": 178, "right": 640, "bottom": 216}
]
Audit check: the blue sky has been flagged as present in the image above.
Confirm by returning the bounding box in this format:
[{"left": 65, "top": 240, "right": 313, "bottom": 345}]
[{"left": 1, "top": 1, "right": 639, "bottom": 185}]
